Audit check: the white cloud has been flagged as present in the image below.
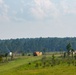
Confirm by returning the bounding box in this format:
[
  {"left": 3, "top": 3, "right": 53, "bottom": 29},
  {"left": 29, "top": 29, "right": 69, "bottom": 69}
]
[
  {"left": 2, "top": 4, "right": 9, "bottom": 15},
  {"left": 60, "top": 0, "right": 76, "bottom": 14},
  {"left": 21, "top": 0, "right": 25, "bottom": 4},
  {"left": 0, "top": 0, "right": 3, "bottom": 4},
  {"left": 12, "top": 11, "right": 17, "bottom": 15},
  {"left": 0, "top": 0, "right": 10, "bottom": 22},
  {"left": 0, "top": 0, "right": 76, "bottom": 39},
  {"left": 30, "top": 0, "right": 59, "bottom": 20},
  {"left": 20, "top": 8, "right": 24, "bottom": 13},
  {"left": 60, "top": 0, "right": 68, "bottom": 14},
  {"left": 0, "top": 14, "right": 10, "bottom": 22},
  {"left": 32, "top": 0, "right": 76, "bottom": 20},
  {"left": 34, "top": 0, "right": 55, "bottom": 10},
  {"left": 31, "top": 7, "right": 46, "bottom": 19},
  {"left": 0, "top": 0, "right": 76, "bottom": 22},
  {"left": 12, "top": 16, "right": 25, "bottom": 22}
]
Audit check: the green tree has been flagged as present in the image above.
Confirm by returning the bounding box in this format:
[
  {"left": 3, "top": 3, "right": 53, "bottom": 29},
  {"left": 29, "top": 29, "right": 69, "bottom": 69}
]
[
  {"left": 71, "top": 48, "right": 74, "bottom": 58},
  {"left": 22, "top": 52, "right": 25, "bottom": 56},
  {"left": 0, "top": 55, "right": 3, "bottom": 62},
  {"left": 63, "top": 52, "right": 66, "bottom": 58},
  {"left": 66, "top": 43, "right": 72, "bottom": 56},
  {"left": 5, "top": 53, "right": 8, "bottom": 61},
  {"left": 43, "top": 48, "right": 46, "bottom": 55},
  {"left": 74, "top": 53, "right": 76, "bottom": 60},
  {"left": 51, "top": 54, "right": 55, "bottom": 66}
]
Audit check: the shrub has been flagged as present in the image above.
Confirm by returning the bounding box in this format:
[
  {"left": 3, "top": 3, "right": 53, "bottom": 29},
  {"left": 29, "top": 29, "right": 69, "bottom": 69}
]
[
  {"left": 0, "top": 55, "right": 3, "bottom": 62},
  {"left": 28, "top": 62, "right": 31, "bottom": 65},
  {"left": 22, "top": 53, "right": 25, "bottom": 56},
  {"left": 74, "top": 53, "right": 76, "bottom": 60},
  {"left": 35, "top": 63, "right": 39, "bottom": 67}
]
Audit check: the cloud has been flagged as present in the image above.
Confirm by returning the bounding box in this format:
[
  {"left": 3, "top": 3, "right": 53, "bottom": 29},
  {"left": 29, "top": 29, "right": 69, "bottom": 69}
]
[
  {"left": 21, "top": 0, "right": 25, "bottom": 4},
  {"left": 0, "top": 0, "right": 3, "bottom": 4},
  {"left": 0, "top": 0, "right": 10, "bottom": 22},
  {"left": 60, "top": 0, "right": 76, "bottom": 14},
  {"left": 31, "top": 7, "right": 46, "bottom": 20},
  {"left": 31, "top": 0, "right": 76, "bottom": 20},
  {"left": 30, "top": 0, "right": 59, "bottom": 20},
  {"left": 2, "top": 4, "right": 9, "bottom": 15},
  {"left": 20, "top": 8, "right": 24, "bottom": 13},
  {"left": 0, "top": 0, "right": 76, "bottom": 22},
  {"left": 12, "top": 16, "right": 25, "bottom": 22},
  {"left": 0, "top": 15, "right": 9, "bottom": 22}
]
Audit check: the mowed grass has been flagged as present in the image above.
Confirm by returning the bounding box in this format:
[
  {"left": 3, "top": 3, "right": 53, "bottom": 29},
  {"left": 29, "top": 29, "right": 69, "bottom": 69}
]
[
  {"left": 15, "top": 65, "right": 76, "bottom": 75},
  {"left": 0, "top": 56, "right": 41, "bottom": 74},
  {"left": 0, "top": 56, "right": 76, "bottom": 75}
]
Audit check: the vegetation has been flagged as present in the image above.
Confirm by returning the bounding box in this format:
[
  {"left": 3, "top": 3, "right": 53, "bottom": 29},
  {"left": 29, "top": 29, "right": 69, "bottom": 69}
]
[
  {"left": 0, "top": 37, "right": 76, "bottom": 55},
  {"left": 0, "top": 37, "right": 76, "bottom": 75},
  {"left": 66, "top": 43, "right": 72, "bottom": 56},
  {"left": 0, "top": 55, "right": 3, "bottom": 62},
  {"left": 0, "top": 54, "right": 76, "bottom": 75}
]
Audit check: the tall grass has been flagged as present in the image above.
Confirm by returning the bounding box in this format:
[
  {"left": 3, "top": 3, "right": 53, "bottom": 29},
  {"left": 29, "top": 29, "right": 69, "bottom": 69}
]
[{"left": 0, "top": 55, "right": 76, "bottom": 75}]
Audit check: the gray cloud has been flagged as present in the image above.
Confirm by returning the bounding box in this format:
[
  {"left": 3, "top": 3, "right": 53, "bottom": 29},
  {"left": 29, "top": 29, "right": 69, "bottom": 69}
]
[
  {"left": 0, "top": 0, "right": 10, "bottom": 22},
  {"left": 0, "top": 0, "right": 76, "bottom": 22}
]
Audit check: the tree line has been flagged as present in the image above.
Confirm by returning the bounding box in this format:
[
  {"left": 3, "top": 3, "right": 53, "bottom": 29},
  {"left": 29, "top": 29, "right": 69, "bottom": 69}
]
[{"left": 0, "top": 37, "right": 76, "bottom": 55}]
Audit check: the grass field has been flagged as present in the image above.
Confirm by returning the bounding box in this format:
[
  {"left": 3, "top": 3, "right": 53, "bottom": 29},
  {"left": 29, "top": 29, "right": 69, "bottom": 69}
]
[{"left": 0, "top": 55, "right": 76, "bottom": 75}]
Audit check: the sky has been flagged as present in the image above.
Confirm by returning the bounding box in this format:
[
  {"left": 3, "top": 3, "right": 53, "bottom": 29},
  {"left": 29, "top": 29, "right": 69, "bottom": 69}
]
[{"left": 0, "top": 0, "right": 76, "bottom": 39}]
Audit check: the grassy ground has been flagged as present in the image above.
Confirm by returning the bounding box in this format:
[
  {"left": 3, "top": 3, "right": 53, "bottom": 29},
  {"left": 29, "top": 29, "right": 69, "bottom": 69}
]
[
  {"left": 0, "top": 56, "right": 41, "bottom": 74},
  {"left": 0, "top": 55, "right": 76, "bottom": 75}
]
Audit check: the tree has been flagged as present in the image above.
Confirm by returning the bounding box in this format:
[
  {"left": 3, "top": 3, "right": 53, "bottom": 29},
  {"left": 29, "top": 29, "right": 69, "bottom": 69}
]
[
  {"left": 63, "top": 52, "right": 66, "bottom": 58},
  {"left": 0, "top": 55, "right": 3, "bottom": 62},
  {"left": 51, "top": 54, "right": 55, "bottom": 66},
  {"left": 43, "top": 48, "right": 46, "bottom": 55},
  {"left": 66, "top": 43, "right": 72, "bottom": 56},
  {"left": 74, "top": 53, "right": 76, "bottom": 60},
  {"left": 71, "top": 48, "right": 74, "bottom": 58},
  {"left": 59, "top": 48, "right": 63, "bottom": 57},
  {"left": 60, "top": 48, "right": 63, "bottom": 54},
  {"left": 5, "top": 53, "right": 8, "bottom": 61}
]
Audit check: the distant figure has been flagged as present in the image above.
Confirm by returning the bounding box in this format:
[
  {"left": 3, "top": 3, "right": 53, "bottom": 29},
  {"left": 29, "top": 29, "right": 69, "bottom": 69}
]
[
  {"left": 9, "top": 52, "right": 13, "bottom": 56},
  {"left": 9, "top": 52, "right": 13, "bottom": 60},
  {"left": 33, "top": 51, "right": 42, "bottom": 56}
]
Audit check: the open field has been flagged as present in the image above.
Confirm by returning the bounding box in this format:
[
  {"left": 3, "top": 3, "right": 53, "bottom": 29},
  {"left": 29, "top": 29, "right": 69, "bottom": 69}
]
[{"left": 0, "top": 55, "right": 76, "bottom": 75}]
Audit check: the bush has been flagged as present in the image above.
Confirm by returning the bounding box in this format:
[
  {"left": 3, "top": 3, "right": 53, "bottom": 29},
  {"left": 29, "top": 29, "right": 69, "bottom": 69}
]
[
  {"left": 35, "top": 63, "right": 39, "bottom": 67},
  {"left": 74, "top": 53, "right": 76, "bottom": 59},
  {"left": 28, "top": 54, "right": 31, "bottom": 56},
  {"left": 0, "top": 55, "right": 3, "bottom": 62},
  {"left": 22, "top": 53, "right": 25, "bottom": 56}
]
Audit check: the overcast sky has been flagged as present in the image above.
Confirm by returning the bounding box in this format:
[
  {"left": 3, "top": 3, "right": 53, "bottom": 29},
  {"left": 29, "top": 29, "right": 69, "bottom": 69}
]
[{"left": 0, "top": 0, "right": 76, "bottom": 39}]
